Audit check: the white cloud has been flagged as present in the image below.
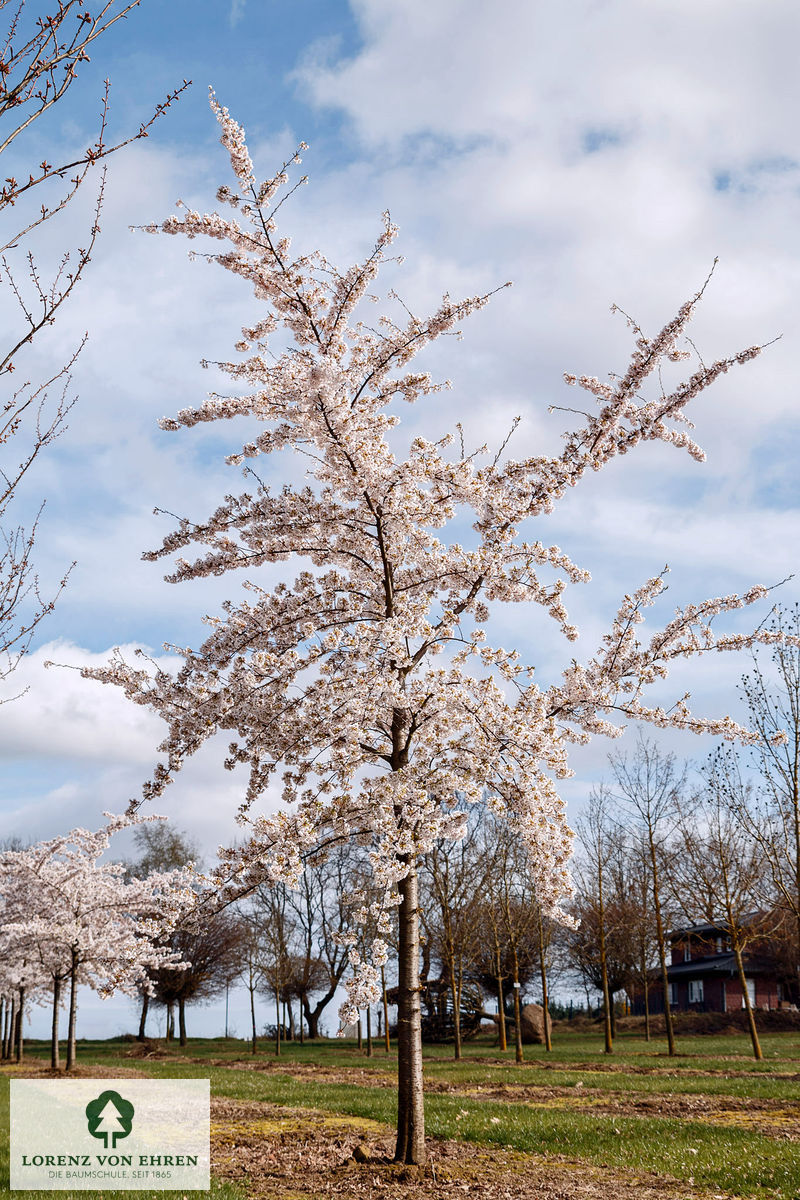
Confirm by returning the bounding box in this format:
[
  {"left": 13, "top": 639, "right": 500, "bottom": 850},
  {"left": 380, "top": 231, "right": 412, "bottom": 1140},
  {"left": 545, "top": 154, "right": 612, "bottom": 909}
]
[
  {"left": 0, "top": 641, "right": 273, "bottom": 859},
  {"left": 0, "top": 641, "right": 172, "bottom": 763}
]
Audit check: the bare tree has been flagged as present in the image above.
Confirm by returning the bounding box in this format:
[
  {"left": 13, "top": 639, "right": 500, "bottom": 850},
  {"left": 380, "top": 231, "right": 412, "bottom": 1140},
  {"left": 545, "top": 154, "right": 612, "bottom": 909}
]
[
  {"left": 0, "top": 1, "right": 187, "bottom": 686},
  {"left": 419, "top": 811, "right": 488, "bottom": 1059},
  {"left": 610, "top": 734, "right": 684, "bottom": 1055},
  {"left": 284, "top": 842, "right": 363, "bottom": 1039},
  {"left": 735, "top": 605, "right": 800, "bottom": 999},
  {"left": 573, "top": 788, "right": 619, "bottom": 1053},
  {"left": 620, "top": 831, "right": 660, "bottom": 1040},
  {"left": 126, "top": 821, "right": 200, "bottom": 1041},
  {"left": 253, "top": 882, "right": 296, "bottom": 1056},
  {"left": 153, "top": 913, "right": 244, "bottom": 1047},
  {"left": 235, "top": 912, "right": 268, "bottom": 1053},
  {"left": 469, "top": 825, "right": 541, "bottom": 1053},
  {"left": 672, "top": 751, "right": 775, "bottom": 1060},
  {"left": 491, "top": 816, "right": 540, "bottom": 1062}
]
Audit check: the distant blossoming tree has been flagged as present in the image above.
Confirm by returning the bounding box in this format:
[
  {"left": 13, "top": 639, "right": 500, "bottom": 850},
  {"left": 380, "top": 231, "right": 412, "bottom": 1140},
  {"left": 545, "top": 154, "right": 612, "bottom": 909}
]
[
  {"left": 85, "top": 93, "right": 791, "bottom": 1163},
  {"left": 0, "top": 813, "right": 192, "bottom": 1069}
]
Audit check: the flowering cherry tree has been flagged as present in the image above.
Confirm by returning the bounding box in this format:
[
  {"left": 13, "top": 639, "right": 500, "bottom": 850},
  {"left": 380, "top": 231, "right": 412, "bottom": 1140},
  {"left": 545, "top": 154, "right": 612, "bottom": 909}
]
[
  {"left": 0, "top": 813, "right": 192, "bottom": 1069},
  {"left": 84, "top": 94, "right": 791, "bottom": 1163}
]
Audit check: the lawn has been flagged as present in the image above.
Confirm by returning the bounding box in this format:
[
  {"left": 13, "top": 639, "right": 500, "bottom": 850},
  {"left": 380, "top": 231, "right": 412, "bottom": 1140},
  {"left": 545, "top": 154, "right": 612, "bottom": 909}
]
[{"left": 3, "top": 1027, "right": 800, "bottom": 1198}]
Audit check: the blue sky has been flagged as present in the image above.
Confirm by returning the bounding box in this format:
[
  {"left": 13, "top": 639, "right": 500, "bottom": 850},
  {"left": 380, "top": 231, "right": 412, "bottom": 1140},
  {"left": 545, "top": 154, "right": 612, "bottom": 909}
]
[{"left": 2, "top": 0, "right": 800, "bottom": 1035}]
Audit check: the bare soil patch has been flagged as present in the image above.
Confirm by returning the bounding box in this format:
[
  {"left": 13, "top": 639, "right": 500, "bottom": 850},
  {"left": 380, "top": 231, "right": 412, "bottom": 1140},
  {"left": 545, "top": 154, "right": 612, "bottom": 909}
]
[{"left": 210, "top": 1096, "right": 727, "bottom": 1200}]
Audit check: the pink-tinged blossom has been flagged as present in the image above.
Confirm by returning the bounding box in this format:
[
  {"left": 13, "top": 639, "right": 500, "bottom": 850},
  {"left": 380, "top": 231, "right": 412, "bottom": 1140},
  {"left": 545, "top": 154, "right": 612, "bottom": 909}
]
[{"left": 79, "top": 96, "right": 794, "bottom": 1025}]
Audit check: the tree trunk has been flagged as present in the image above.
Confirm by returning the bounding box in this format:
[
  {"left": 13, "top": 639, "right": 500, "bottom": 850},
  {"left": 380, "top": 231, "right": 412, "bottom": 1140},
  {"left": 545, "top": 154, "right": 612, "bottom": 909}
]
[
  {"left": 166, "top": 1001, "right": 174, "bottom": 1043},
  {"left": 0, "top": 996, "right": 5, "bottom": 1060},
  {"left": 66, "top": 950, "right": 79, "bottom": 1071},
  {"left": 640, "top": 941, "right": 651, "bottom": 1041},
  {"left": 275, "top": 990, "right": 281, "bottom": 1057},
  {"left": 650, "top": 836, "right": 676, "bottom": 1056},
  {"left": 250, "top": 983, "right": 258, "bottom": 1054},
  {"left": 447, "top": 958, "right": 462, "bottom": 1060},
  {"left": 6, "top": 995, "right": 14, "bottom": 1061},
  {"left": 288, "top": 1001, "right": 295, "bottom": 1042},
  {"left": 366, "top": 1005, "right": 373, "bottom": 1057},
  {"left": 495, "top": 966, "right": 507, "bottom": 1051},
  {"left": 382, "top": 966, "right": 391, "bottom": 1053},
  {"left": 511, "top": 980, "right": 523, "bottom": 1063},
  {"left": 51, "top": 975, "right": 61, "bottom": 1071},
  {"left": 303, "top": 995, "right": 319, "bottom": 1040},
  {"left": 509, "top": 935, "right": 523, "bottom": 1063},
  {"left": 733, "top": 950, "right": 762, "bottom": 1060},
  {"left": 537, "top": 905, "right": 552, "bottom": 1053},
  {"left": 394, "top": 863, "right": 426, "bottom": 1166},
  {"left": 299, "top": 995, "right": 305, "bottom": 1045},
  {"left": 304, "top": 984, "right": 339, "bottom": 1040},
  {"left": 138, "top": 990, "right": 149, "bottom": 1041},
  {"left": 178, "top": 996, "right": 187, "bottom": 1046},
  {"left": 357, "top": 1011, "right": 362, "bottom": 1051},
  {"left": 15, "top": 985, "right": 24, "bottom": 1063},
  {"left": 597, "top": 859, "right": 613, "bottom": 1055},
  {"left": 6, "top": 993, "right": 16, "bottom": 1062}
]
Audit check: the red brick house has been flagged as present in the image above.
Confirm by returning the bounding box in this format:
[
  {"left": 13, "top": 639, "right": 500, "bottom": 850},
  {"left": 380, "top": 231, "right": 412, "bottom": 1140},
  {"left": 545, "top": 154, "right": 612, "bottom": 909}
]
[{"left": 645, "top": 918, "right": 789, "bottom": 1014}]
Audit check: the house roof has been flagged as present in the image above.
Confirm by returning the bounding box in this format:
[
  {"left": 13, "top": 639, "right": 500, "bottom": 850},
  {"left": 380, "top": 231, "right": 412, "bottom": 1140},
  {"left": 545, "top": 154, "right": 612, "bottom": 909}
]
[
  {"left": 664, "top": 955, "right": 775, "bottom": 980},
  {"left": 666, "top": 912, "right": 768, "bottom": 940}
]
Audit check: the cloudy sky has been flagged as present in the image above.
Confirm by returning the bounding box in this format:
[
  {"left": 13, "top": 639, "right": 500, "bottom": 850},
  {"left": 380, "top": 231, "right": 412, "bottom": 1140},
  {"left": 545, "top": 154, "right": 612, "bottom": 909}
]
[{"left": 2, "top": 0, "right": 799, "bottom": 1035}]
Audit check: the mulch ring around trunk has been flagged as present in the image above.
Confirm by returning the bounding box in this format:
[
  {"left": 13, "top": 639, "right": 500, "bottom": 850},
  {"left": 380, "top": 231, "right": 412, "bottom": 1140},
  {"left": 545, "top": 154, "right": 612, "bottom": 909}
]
[
  {"left": 0, "top": 1061, "right": 149, "bottom": 1078},
  {"left": 210, "top": 1096, "right": 728, "bottom": 1200},
  {"left": 447, "top": 1084, "right": 800, "bottom": 1142}
]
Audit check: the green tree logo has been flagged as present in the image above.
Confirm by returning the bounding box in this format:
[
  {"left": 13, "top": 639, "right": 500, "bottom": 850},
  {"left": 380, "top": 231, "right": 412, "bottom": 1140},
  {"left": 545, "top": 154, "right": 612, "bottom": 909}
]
[{"left": 85, "top": 1090, "right": 135, "bottom": 1149}]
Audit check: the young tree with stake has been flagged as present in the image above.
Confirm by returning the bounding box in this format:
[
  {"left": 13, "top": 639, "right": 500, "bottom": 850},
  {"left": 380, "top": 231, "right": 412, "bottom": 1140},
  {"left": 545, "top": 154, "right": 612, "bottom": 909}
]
[{"left": 85, "top": 94, "right": 794, "bottom": 1164}]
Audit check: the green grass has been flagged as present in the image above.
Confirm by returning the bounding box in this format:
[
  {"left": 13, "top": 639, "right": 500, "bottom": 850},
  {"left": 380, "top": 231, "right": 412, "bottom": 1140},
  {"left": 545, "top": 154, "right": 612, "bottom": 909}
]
[{"left": 6, "top": 1028, "right": 800, "bottom": 1198}]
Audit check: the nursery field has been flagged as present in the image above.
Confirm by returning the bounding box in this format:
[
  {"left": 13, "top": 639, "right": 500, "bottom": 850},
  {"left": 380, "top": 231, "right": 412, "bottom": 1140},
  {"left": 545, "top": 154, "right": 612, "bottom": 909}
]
[{"left": 3, "top": 1029, "right": 800, "bottom": 1200}]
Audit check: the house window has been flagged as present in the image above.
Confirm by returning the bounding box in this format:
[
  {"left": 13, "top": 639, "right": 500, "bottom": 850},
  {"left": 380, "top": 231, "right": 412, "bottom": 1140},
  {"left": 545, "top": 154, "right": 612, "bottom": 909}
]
[
  {"left": 742, "top": 978, "right": 756, "bottom": 1009},
  {"left": 688, "top": 979, "right": 704, "bottom": 1004},
  {"left": 669, "top": 983, "right": 678, "bottom": 1007},
  {"left": 716, "top": 937, "right": 723, "bottom": 954},
  {"left": 683, "top": 941, "right": 691, "bottom": 963}
]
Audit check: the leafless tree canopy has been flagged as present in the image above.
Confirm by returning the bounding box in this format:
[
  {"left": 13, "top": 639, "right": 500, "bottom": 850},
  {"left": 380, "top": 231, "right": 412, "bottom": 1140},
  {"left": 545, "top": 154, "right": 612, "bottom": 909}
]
[{"left": 0, "top": 1, "right": 188, "bottom": 687}]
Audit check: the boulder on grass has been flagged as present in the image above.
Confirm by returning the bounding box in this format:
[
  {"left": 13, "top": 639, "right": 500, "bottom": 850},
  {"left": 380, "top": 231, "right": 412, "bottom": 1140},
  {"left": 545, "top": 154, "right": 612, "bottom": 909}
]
[{"left": 519, "top": 1003, "right": 552, "bottom": 1045}]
